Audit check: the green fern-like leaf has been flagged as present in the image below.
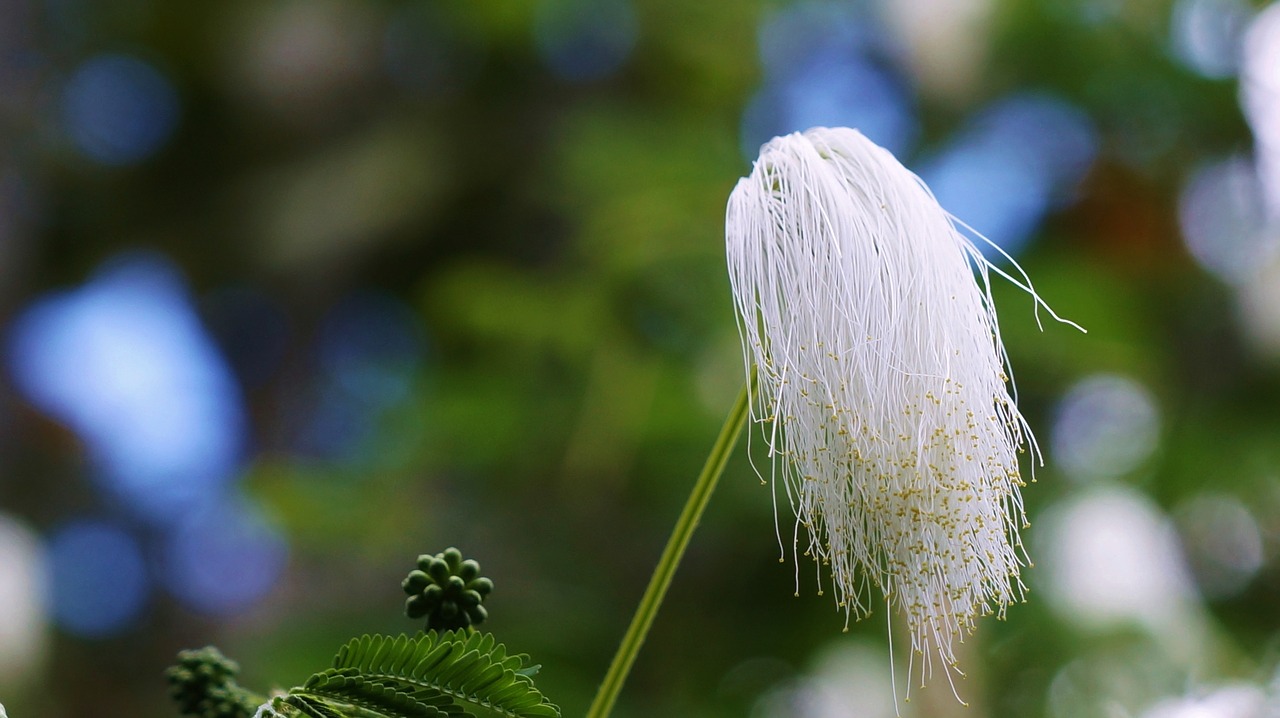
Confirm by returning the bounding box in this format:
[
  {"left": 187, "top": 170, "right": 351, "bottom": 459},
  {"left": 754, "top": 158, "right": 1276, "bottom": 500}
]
[
  {"left": 320, "top": 632, "right": 560, "bottom": 718},
  {"left": 260, "top": 691, "right": 453, "bottom": 718},
  {"left": 300, "top": 669, "right": 464, "bottom": 716},
  {"left": 288, "top": 684, "right": 454, "bottom": 718}
]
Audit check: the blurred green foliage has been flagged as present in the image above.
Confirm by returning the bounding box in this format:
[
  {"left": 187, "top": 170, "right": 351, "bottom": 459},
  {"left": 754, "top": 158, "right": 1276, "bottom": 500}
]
[{"left": 2, "top": 0, "right": 1278, "bottom": 717}]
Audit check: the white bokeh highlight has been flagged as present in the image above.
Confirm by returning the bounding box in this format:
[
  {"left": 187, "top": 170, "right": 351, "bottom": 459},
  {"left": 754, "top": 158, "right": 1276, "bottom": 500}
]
[
  {"left": 1241, "top": 3, "right": 1280, "bottom": 216},
  {"left": 1238, "top": 254, "right": 1280, "bottom": 357},
  {"left": 1141, "top": 683, "right": 1276, "bottom": 718},
  {"left": 1169, "top": 0, "right": 1253, "bottom": 78},
  {"left": 1175, "top": 493, "right": 1264, "bottom": 599},
  {"left": 1052, "top": 374, "right": 1160, "bottom": 481},
  {"left": 0, "top": 514, "right": 49, "bottom": 689},
  {"left": 753, "top": 641, "right": 899, "bottom": 718},
  {"left": 1177, "top": 155, "right": 1279, "bottom": 285},
  {"left": 1038, "top": 487, "right": 1206, "bottom": 662}
]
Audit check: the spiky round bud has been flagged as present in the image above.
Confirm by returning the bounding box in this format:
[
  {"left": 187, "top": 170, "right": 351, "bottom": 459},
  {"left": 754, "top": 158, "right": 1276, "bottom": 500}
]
[
  {"left": 402, "top": 548, "right": 494, "bottom": 631},
  {"left": 165, "top": 646, "right": 260, "bottom": 718}
]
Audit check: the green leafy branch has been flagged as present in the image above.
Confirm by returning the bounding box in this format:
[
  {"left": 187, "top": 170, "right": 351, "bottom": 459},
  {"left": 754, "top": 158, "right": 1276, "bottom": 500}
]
[
  {"left": 167, "top": 549, "right": 559, "bottom": 718},
  {"left": 271, "top": 632, "right": 557, "bottom": 718}
]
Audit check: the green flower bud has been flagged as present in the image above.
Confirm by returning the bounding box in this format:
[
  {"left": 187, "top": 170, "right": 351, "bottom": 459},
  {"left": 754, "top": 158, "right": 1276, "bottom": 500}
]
[
  {"left": 165, "top": 646, "right": 260, "bottom": 718},
  {"left": 442, "top": 547, "right": 463, "bottom": 569},
  {"left": 405, "top": 594, "right": 430, "bottom": 618},
  {"left": 427, "top": 558, "right": 450, "bottom": 583},
  {"left": 402, "top": 570, "right": 430, "bottom": 593},
  {"left": 401, "top": 548, "right": 494, "bottom": 632}
]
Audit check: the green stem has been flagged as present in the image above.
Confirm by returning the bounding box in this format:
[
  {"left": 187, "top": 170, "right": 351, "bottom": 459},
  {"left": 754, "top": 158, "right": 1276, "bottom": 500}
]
[{"left": 586, "top": 378, "right": 753, "bottom": 718}]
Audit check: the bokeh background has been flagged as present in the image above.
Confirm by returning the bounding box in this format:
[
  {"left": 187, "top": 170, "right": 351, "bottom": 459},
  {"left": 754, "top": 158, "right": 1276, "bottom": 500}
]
[{"left": 0, "top": 0, "right": 1278, "bottom": 716}]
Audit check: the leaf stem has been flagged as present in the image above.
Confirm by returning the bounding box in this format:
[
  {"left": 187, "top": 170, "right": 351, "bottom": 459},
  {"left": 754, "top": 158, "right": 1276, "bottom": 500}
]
[{"left": 586, "top": 378, "right": 753, "bottom": 718}]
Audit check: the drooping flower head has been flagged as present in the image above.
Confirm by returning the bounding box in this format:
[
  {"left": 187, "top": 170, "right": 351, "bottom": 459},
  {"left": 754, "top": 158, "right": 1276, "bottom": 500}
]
[{"left": 726, "top": 127, "right": 1074, "bottom": 692}]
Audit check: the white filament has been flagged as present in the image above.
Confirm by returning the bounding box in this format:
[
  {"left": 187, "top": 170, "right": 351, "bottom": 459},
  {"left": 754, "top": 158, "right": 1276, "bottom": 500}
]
[{"left": 727, "top": 127, "right": 1066, "bottom": 692}]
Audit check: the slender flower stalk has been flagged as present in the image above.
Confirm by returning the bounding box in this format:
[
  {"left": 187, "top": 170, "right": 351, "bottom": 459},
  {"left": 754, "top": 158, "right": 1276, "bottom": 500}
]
[
  {"left": 726, "top": 127, "right": 1078, "bottom": 695},
  {"left": 586, "top": 380, "right": 752, "bottom": 718}
]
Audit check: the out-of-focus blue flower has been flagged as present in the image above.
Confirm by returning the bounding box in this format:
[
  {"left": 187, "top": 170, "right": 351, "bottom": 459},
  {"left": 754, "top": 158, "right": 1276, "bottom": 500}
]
[
  {"left": 61, "top": 54, "right": 180, "bottom": 165},
  {"left": 923, "top": 93, "right": 1098, "bottom": 258},
  {"left": 47, "top": 519, "right": 148, "bottom": 637},
  {"left": 8, "top": 253, "right": 246, "bottom": 522},
  {"left": 742, "top": 1, "right": 917, "bottom": 159},
  {"left": 535, "top": 0, "right": 637, "bottom": 83},
  {"left": 288, "top": 291, "right": 428, "bottom": 464},
  {"left": 157, "top": 495, "right": 288, "bottom": 615}
]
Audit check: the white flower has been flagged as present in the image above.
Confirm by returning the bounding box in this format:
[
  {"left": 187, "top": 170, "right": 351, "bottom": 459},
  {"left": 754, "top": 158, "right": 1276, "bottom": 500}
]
[{"left": 726, "top": 127, "right": 1076, "bottom": 695}]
